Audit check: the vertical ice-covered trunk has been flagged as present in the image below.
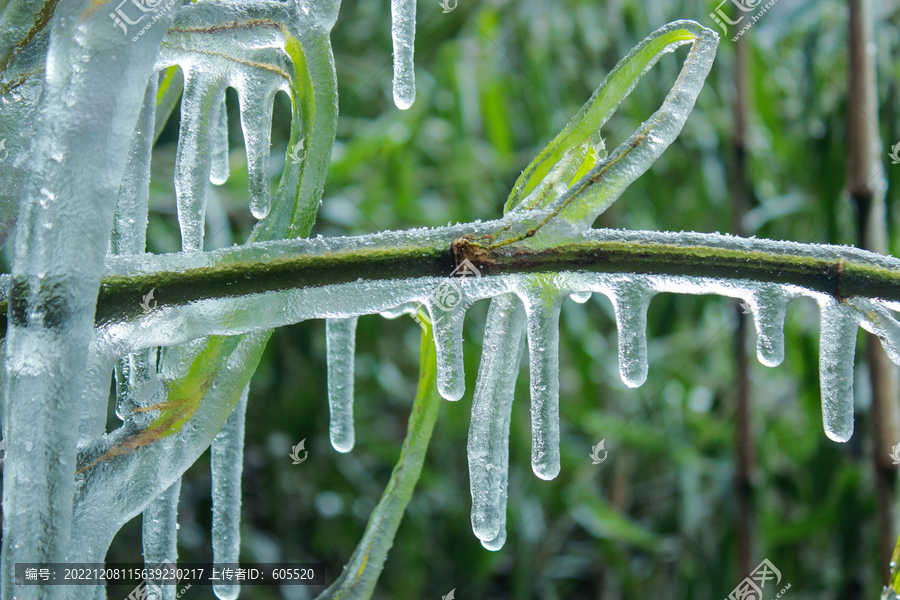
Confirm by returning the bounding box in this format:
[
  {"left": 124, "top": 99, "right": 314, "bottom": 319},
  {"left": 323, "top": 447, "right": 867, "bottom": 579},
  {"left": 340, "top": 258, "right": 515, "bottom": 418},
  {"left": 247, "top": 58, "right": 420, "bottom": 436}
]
[
  {"left": 142, "top": 479, "right": 183, "bottom": 600},
  {"left": 175, "top": 68, "right": 226, "bottom": 251},
  {"left": 390, "top": 0, "right": 417, "bottom": 109},
  {"left": 817, "top": 298, "right": 858, "bottom": 442},
  {"left": 1, "top": 1, "right": 179, "bottom": 598},
  {"left": 468, "top": 294, "right": 526, "bottom": 550},
  {"left": 211, "top": 384, "right": 249, "bottom": 600},
  {"left": 326, "top": 317, "right": 358, "bottom": 452},
  {"left": 521, "top": 288, "right": 565, "bottom": 481}
]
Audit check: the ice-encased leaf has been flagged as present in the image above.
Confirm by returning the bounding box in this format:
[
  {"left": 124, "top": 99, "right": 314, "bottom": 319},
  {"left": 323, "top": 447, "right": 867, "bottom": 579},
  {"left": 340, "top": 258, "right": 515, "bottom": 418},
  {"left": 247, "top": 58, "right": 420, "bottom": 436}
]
[{"left": 504, "top": 20, "right": 719, "bottom": 234}]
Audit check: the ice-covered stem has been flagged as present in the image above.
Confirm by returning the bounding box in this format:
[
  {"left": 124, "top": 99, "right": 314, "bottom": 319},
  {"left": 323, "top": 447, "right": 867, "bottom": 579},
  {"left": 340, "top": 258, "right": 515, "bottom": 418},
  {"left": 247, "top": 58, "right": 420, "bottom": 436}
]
[
  {"left": 316, "top": 320, "right": 442, "bottom": 600},
  {"left": 0, "top": 2, "right": 179, "bottom": 598},
  {"left": 83, "top": 227, "right": 900, "bottom": 331}
]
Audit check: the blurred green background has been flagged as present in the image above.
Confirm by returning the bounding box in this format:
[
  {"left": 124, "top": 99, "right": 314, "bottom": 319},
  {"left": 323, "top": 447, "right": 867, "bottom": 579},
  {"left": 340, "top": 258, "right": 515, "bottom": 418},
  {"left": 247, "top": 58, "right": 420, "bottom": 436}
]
[{"left": 93, "top": 0, "right": 900, "bottom": 598}]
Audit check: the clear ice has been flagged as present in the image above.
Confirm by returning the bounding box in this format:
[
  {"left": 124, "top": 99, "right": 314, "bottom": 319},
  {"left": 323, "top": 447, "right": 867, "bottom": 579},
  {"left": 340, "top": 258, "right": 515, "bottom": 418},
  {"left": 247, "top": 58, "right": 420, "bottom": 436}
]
[
  {"left": 390, "top": 0, "right": 417, "bottom": 109},
  {"left": 327, "top": 317, "right": 359, "bottom": 452}
]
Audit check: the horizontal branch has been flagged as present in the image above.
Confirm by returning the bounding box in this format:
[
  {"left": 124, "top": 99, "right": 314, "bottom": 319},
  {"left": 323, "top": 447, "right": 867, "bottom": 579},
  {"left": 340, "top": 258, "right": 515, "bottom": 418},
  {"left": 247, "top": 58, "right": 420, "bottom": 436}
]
[{"left": 4, "top": 222, "right": 900, "bottom": 338}]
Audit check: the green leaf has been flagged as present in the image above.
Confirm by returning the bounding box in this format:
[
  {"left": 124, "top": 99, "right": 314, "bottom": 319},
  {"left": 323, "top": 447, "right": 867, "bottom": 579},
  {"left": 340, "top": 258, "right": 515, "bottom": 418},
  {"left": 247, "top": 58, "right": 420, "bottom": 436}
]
[{"left": 498, "top": 20, "right": 719, "bottom": 244}]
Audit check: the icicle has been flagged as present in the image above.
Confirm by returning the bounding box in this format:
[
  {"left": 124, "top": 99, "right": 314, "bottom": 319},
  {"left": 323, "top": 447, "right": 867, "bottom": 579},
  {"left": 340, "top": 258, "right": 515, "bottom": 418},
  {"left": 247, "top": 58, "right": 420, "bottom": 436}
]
[
  {"left": 326, "top": 317, "right": 358, "bottom": 452},
  {"left": 211, "top": 384, "right": 249, "bottom": 600},
  {"left": 748, "top": 286, "right": 789, "bottom": 367},
  {"left": 817, "top": 298, "right": 858, "bottom": 443},
  {"left": 390, "top": 0, "right": 417, "bottom": 109},
  {"left": 109, "top": 73, "right": 157, "bottom": 256},
  {"left": 569, "top": 291, "right": 592, "bottom": 304},
  {"left": 607, "top": 283, "right": 653, "bottom": 388},
  {"left": 142, "top": 478, "right": 182, "bottom": 600},
  {"left": 210, "top": 95, "right": 230, "bottom": 185},
  {"left": 238, "top": 87, "right": 275, "bottom": 220},
  {"left": 851, "top": 298, "right": 900, "bottom": 365},
  {"left": 468, "top": 294, "right": 525, "bottom": 547},
  {"left": 175, "top": 69, "right": 225, "bottom": 251},
  {"left": 426, "top": 293, "right": 468, "bottom": 401},
  {"left": 521, "top": 289, "right": 564, "bottom": 481}
]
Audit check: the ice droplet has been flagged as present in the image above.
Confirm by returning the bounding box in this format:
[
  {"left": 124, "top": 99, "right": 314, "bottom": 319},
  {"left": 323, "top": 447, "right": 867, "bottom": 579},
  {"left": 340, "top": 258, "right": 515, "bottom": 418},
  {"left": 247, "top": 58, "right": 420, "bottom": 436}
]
[
  {"left": 817, "top": 298, "right": 858, "bottom": 443},
  {"left": 608, "top": 283, "right": 653, "bottom": 388},
  {"left": 326, "top": 317, "right": 358, "bottom": 453},
  {"left": 569, "top": 291, "right": 591, "bottom": 303},
  {"left": 468, "top": 294, "right": 525, "bottom": 547},
  {"left": 390, "top": 0, "right": 417, "bottom": 109},
  {"left": 749, "top": 286, "right": 789, "bottom": 367},
  {"left": 211, "top": 384, "right": 249, "bottom": 600},
  {"left": 427, "top": 297, "right": 467, "bottom": 401}
]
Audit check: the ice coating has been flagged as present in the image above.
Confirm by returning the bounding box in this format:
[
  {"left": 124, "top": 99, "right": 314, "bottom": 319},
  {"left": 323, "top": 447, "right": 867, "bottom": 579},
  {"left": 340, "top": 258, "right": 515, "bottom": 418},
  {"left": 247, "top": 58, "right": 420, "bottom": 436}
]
[
  {"left": 175, "top": 67, "right": 226, "bottom": 251},
  {"left": 817, "top": 299, "right": 858, "bottom": 443},
  {"left": 390, "top": 0, "right": 417, "bottom": 109},
  {"left": 1, "top": 0, "right": 180, "bottom": 595},
  {"left": 211, "top": 384, "right": 249, "bottom": 600},
  {"left": 326, "top": 317, "right": 359, "bottom": 452},
  {"left": 142, "top": 479, "right": 182, "bottom": 600},
  {"left": 210, "top": 96, "right": 230, "bottom": 186},
  {"left": 569, "top": 291, "right": 592, "bottom": 303},
  {"left": 468, "top": 294, "right": 525, "bottom": 547},
  {"left": 520, "top": 280, "right": 566, "bottom": 481}
]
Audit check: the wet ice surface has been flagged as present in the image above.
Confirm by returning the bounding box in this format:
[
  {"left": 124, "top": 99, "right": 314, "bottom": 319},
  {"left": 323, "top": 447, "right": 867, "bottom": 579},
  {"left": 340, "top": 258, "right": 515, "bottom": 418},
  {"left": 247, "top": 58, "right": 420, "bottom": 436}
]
[
  {"left": 95, "top": 221, "right": 900, "bottom": 549},
  {"left": 390, "top": 0, "right": 417, "bottom": 109}
]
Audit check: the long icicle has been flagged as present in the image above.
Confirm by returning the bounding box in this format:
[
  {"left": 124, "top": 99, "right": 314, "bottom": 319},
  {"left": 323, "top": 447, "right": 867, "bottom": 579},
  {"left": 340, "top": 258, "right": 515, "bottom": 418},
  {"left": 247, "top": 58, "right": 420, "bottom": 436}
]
[
  {"left": 468, "top": 294, "right": 526, "bottom": 549},
  {"left": 521, "top": 285, "right": 565, "bottom": 481},
  {"left": 211, "top": 384, "right": 250, "bottom": 600},
  {"left": 142, "top": 479, "right": 183, "bottom": 600},
  {"left": 326, "top": 317, "right": 359, "bottom": 453}
]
